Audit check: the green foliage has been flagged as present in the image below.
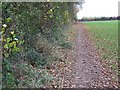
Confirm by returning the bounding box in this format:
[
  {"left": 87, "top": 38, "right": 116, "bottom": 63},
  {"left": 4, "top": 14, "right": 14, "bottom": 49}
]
[
  {"left": 2, "top": 17, "right": 24, "bottom": 57},
  {"left": 2, "top": 59, "right": 16, "bottom": 88},
  {"left": 2, "top": 2, "right": 84, "bottom": 88},
  {"left": 59, "top": 42, "right": 72, "bottom": 49},
  {"left": 17, "top": 63, "right": 53, "bottom": 88},
  {"left": 1, "top": 16, "right": 24, "bottom": 88},
  {"left": 25, "top": 48, "right": 49, "bottom": 67}
]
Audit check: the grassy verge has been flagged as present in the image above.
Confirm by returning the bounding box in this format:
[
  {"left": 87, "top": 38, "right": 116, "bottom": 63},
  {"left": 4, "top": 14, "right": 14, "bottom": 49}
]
[
  {"left": 83, "top": 20, "right": 118, "bottom": 77},
  {"left": 46, "top": 24, "right": 78, "bottom": 87}
]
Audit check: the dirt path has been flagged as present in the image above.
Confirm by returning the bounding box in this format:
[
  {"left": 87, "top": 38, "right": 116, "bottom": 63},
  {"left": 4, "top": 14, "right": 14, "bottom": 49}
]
[{"left": 70, "top": 24, "right": 113, "bottom": 88}]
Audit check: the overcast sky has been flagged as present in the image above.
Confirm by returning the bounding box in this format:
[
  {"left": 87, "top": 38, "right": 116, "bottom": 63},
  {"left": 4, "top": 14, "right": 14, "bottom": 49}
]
[{"left": 77, "top": 0, "right": 119, "bottom": 19}]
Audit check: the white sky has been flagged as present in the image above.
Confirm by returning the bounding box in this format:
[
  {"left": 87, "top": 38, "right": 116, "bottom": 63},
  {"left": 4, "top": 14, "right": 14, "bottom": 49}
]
[{"left": 77, "top": 0, "right": 119, "bottom": 19}]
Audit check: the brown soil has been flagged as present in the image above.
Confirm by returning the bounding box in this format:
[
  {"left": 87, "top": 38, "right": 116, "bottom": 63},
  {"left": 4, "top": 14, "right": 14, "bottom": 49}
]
[{"left": 63, "top": 23, "right": 118, "bottom": 88}]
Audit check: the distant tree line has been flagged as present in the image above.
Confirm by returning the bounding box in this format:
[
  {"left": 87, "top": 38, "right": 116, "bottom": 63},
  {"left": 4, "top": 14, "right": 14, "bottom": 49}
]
[{"left": 79, "top": 16, "right": 120, "bottom": 21}]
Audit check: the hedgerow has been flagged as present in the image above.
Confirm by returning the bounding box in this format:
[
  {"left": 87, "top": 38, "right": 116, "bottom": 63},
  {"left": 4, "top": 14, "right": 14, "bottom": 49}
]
[{"left": 1, "top": 2, "right": 83, "bottom": 88}]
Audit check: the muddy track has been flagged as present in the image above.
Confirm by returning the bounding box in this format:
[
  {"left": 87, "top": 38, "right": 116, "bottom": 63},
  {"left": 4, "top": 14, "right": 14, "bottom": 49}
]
[{"left": 70, "top": 24, "right": 117, "bottom": 88}]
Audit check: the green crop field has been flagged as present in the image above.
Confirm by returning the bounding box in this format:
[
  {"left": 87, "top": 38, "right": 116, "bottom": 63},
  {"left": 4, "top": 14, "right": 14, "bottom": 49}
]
[{"left": 83, "top": 20, "right": 118, "bottom": 74}]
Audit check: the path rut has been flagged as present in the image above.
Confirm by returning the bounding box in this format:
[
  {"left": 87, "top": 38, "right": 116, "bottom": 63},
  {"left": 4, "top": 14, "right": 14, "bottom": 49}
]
[{"left": 71, "top": 24, "right": 110, "bottom": 88}]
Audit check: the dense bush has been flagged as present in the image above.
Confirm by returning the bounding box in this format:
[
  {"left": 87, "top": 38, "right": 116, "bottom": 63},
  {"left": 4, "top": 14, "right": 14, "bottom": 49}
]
[{"left": 1, "top": 2, "right": 84, "bottom": 88}]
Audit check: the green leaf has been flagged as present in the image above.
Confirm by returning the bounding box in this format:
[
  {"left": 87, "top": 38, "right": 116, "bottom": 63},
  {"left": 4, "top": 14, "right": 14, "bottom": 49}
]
[
  {"left": 6, "top": 38, "right": 11, "bottom": 43},
  {"left": 19, "top": 40, "right": 24, "bottom": 45},
  {"left": 6, "top": 17, "right": 12, "bottom": 23},
  {"left": 4, "top": 44, "right": 8, "bottom": 49}
]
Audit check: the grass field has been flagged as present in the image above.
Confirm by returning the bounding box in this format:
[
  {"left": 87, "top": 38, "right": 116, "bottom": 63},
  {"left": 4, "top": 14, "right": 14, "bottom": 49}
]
[{"left": 83, "top": 20, "right": 118, "bottom": 74}]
